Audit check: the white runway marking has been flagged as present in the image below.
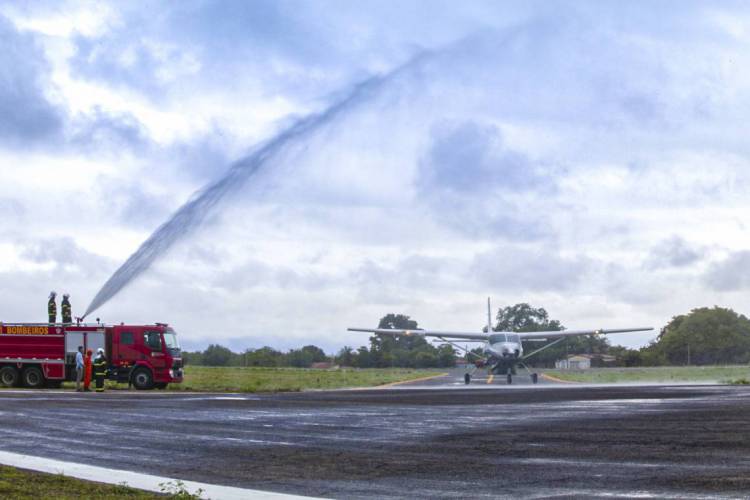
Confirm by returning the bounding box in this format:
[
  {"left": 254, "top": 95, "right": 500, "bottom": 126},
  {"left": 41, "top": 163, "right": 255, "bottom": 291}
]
[{"left": 0, "top": 450, "right": 318, "bottom": 500}]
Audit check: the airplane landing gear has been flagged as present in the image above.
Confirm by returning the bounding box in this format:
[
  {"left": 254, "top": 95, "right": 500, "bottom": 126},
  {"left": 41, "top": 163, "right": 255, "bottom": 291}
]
[
  {"left": 464, "top": 373, "right": 471, "bottom": 385},
  {"left": 518, "top": 361, "right": 538, "bottom": 385},
  {"left": 507, "top": 373, "right": 512, "bottom": 384}
]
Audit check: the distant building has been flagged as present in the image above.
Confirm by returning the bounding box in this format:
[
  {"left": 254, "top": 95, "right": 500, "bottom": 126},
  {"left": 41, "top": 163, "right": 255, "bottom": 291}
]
[
  {"left": 555, "top": 354, "right": 617, "bottom": 370},
  {"left": 311, "top": 362, "right": 336, "bottom": 370}
]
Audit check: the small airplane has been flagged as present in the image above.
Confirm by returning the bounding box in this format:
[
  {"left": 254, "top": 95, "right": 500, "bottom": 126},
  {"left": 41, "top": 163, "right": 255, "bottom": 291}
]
[{"left": 348, "top": 298, "right": 653, "bottom": 385}]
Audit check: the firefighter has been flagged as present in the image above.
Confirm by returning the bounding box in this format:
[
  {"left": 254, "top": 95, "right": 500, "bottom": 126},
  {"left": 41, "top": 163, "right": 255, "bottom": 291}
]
[
  {"left": 93, "top": 348, "right": 108, "bottom": 393},
  {"left": 61, "top": 294, "right": 72, "bottom": 324},
  {"left": 83, "top": 349, "right": 93, "bottom": 392},
  {"left": 48, "top": 291, "right": 57, "bottom": 324}
]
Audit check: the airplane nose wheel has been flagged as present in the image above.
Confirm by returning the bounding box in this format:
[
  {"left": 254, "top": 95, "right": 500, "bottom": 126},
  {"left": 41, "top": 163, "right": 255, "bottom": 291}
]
[
  {"left": 464, "top": 373, "right": 471, "bottom": 385},
  {"left": 531, "top": 373, "right": 538, "bottom": 384},
  {"left": 506, "top": 369, "right": 513, "bottom": 385}
]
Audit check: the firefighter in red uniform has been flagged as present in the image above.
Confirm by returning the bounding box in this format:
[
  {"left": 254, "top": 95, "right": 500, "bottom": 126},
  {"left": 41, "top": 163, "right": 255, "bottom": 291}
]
[
  {"left": 48, "top": 291, "right": 57, "bottom": 324},
  {"left": 93, "top": 348, "right": 107, "bottom": 393},
  {"left": 83, "top": 349, "right": 93, "bottom": 392}
]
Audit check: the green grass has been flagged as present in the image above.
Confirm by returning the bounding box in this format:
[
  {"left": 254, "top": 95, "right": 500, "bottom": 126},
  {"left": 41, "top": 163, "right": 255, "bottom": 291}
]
[
  {"left": 0, "top": 465, "right": 188, "bottom": 499},
  {"left": 544, "top": 365, "right": 750, "bottom": 384},
  {"left": 166, "top": 366, "right": 445, "bottom": 392}
]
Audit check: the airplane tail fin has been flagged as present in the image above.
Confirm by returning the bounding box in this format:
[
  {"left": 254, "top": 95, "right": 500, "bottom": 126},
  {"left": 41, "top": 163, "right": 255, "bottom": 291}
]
[{"left": 487, "top": 297, "right": 493, "bottom": 333}]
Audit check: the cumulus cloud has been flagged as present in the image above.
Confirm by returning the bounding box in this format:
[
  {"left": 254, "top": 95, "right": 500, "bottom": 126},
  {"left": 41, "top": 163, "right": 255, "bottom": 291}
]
[
  {"left": 19, "top": 237, "right": 111, "bottom": 275},
  {"left": 416, "top": 120, "right": 556, "bottom": 241},
  {"left": 0, "top": 15, "right": 63, "bottom": 147},
  {"left": 645, "top": 236, "right": 705, "bottom": 270},
  {"left": 69, "top": 107, "right": 151, "bottom": 153},
  {"left": 704, "top": 251, "right": 750, "bottom": 291},
  {"left": 471, "top": 246, "right": 591, "bottom": 292}
]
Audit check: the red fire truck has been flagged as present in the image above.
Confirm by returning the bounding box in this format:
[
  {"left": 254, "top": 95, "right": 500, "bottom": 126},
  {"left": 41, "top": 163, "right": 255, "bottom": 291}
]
[{"left": 0, "top": 322, "right": 183, "bottom": 390}]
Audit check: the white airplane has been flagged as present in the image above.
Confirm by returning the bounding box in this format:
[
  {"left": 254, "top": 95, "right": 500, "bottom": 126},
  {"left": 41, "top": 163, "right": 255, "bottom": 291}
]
[{"left": 348, "top": 299, "right": 653, "bottom": 385}]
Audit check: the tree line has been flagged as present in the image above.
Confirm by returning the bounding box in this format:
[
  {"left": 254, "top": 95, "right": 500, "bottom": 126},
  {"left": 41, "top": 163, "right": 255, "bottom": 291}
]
[
  {"left": 183, "top": 312, "right": 456, "bottom": 368},
  {"left": 183, "top": 304, "right": 750, "bottom": 368},
  {"left": 183, "top": 344, "right": 329, "bottom": 368}
]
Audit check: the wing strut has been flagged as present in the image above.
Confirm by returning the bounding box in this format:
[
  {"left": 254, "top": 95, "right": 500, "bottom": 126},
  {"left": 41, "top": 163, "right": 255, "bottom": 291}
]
[{"left": 521, "top": 337, "right": 567, "bottom": 361}]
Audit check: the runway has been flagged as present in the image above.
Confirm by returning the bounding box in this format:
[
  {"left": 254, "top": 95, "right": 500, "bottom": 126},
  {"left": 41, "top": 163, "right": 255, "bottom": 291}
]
[{"left": 1, "top": 374, "right": 750, "bottom": 498}]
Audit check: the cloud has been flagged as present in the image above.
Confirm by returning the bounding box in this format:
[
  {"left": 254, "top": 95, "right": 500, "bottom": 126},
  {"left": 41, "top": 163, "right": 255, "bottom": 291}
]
[
  {"left": 19, "top": 237, "right": 111, "bottom": 275},
  {"left": 471, "top": 246, "right": 591, "bottom": 292},
  {"left": 415, "top": 120, "right": 556, "bottom": 241},
  {"left": 645, "top": 236, "right": 705, "bottom": 270},
  {"left": 418, "top": 120, "right": 555, "bottom": 194},
  {"left": 0, "top": 15, "right": 63, "bottom": 147},
  {"left": 704, "top": 251, "right": 750, "bottom": 291},
  {"left": 69, "top": 107, "right": 151, "bottom": 153},
  {"left": 0, "top": 197, "right": 25, "bottom": 218}
]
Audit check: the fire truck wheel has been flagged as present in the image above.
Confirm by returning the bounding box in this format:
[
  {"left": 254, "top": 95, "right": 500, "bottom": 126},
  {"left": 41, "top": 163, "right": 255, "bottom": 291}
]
[
  {"left": 132, "top": 368, "right": 154, "bottom": 390},
  {"left": 22, "top": 367, "right": 44, "bottom": 389},
  {"left": 0, "top": 366, "right": 19, "bottom": 387}
]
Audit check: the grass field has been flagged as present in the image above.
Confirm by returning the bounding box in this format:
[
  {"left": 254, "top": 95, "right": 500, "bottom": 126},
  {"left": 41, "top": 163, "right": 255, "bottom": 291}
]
[
  {"left": 165, "top": 366, "right": 445, "bottom": 392},
  {"left": 0, "top": 465, "right": 200, "bottom": 499},
  {"left": 544, "top": 365, "right": 750, "bottom": 384}
]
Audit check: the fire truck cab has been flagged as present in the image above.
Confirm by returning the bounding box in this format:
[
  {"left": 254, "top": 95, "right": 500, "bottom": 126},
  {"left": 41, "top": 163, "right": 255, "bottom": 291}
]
[{"left": 0, "top": 322, "right": 183, "bottom": 390}]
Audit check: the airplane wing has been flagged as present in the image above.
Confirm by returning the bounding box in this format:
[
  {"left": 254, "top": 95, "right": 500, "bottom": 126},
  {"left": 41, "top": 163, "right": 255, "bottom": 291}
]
[
  {"left": 347, "top": 327, "right": 488, "bottom": 341},
  {"left": 516, "top": 327, "right": 653, "bottom": 340}
]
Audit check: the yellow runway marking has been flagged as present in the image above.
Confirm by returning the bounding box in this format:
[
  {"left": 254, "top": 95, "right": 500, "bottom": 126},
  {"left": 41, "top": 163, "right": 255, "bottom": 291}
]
[
  {"left": 487, "top": 374, "right": 494, "bottom": 384},
  {"left": 376, "top": 373, "right": 449, "bottom": 388},
  {"left": 540, "top": 373, "right": 578, "bottom": 384}
]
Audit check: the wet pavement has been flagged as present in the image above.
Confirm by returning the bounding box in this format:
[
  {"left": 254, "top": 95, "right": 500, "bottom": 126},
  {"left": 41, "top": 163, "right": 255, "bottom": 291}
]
[{"left": 1, "top": 377, "right": 750, "bottom": 498}]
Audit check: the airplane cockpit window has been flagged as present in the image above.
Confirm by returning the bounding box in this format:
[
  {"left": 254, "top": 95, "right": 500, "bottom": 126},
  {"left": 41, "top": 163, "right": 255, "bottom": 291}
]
[
  {"left": 508, "top": 334, "right": 520, "bottom": 343},
  {"left": 488, "top": 333, "right": 507, "bottom": 344}
]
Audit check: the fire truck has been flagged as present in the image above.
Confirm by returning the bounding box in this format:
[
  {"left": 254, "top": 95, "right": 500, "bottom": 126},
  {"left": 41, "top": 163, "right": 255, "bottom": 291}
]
[{"left": 0, "top": 322, "right": 183, "bottom": 390}]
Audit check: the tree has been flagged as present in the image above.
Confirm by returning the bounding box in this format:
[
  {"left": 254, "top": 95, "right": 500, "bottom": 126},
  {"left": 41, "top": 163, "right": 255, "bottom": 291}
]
[
  {"left": 414, "top": 350, "right": 437, "bottom": 368},
  {"left": 495, "top": 303, "right": 563, "bottom": 332},
  {"left": 202, "top": 344, "right": 234, "bottom": 366},
  {"left": 287, "top": 345, "right": 327, "bottom": 368},
  {"left": 181, "top": 351, "right": 203, "bottom": 366},
  {"left": 378, "top": 314, "right": 418, "bottom": 330},
  {"left": 607, "top": 345, "right": 643, "bottom": 367},
  {"left": 436, "top": 344, "right": 457, "bottom": 367},
  {"left": 354, "top": 346, "right": 372, "bottom": 368},
  {"left": 335, "top": 346, "right": 355, "bottom": 366},
  {"left": 246, "top": 346, "right": 285, "bottom": 367},
  {"left": 646, "top": 307, "right": 750, "bottom": 365},
  {"left": 370, "top": 314, "right": 429, "bottom": 367}
]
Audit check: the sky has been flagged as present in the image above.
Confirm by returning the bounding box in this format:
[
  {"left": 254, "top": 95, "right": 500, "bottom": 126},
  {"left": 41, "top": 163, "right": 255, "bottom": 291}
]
[{"left": 1, "top": 0, "right": 750, "bottom": 353}]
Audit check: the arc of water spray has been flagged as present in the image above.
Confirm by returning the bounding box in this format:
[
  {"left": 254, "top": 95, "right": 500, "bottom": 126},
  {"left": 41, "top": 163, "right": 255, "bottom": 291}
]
[{"left": 83, "top": 51, "right": 432, "bottom": 319}]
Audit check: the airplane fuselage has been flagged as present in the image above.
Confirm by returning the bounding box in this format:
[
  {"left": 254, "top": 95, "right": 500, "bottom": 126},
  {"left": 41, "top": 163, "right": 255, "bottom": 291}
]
[{"left": 483, "top": 333, "right": 523, "bottom": 373}]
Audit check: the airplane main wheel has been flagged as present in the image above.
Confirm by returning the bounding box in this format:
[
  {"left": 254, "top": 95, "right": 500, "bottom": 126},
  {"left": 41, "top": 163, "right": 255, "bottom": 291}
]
[
  {"left": 507, "top": 373, "right": 512, "bottom": 384},
  {"left": 531, "top": 373, "right": 538, "bottom": 384},
  {"left": 464, "top": 373, "right": 471, "bottom": 385}
]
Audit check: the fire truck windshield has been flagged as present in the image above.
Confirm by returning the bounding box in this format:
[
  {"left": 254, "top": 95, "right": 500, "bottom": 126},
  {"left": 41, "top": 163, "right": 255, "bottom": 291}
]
[{"left": 164, "top": 329, "right": 181, "bottom": 356}]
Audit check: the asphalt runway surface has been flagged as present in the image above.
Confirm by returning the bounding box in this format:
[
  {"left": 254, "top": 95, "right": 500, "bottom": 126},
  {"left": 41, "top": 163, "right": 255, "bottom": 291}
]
[{"left": 2, "top": 373, "right": 750, "bottom": 499}]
